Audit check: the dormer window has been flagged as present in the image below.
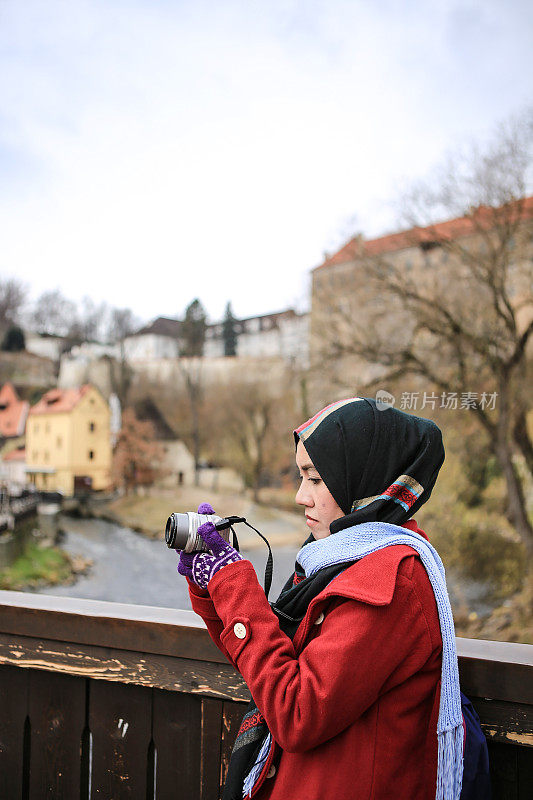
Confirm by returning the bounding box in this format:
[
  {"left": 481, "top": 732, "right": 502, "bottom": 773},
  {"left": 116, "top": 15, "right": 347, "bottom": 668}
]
[
  {"left": 46, "top": 389, "right": 61, "bottom": 405},
  {"left": 419, "top": 240, "right": 440, "bottom": 252}
]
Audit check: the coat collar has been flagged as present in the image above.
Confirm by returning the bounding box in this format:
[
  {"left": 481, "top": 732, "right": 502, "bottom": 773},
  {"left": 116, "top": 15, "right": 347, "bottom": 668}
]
[{"left": 315, "top": 518, "right": 428, "bottom": 607}]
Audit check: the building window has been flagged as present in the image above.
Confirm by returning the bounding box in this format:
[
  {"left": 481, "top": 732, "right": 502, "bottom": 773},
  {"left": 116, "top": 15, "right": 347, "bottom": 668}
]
[
  {"left": 89, "top": 421, "right": 95, "bottom": 432},
  {"left": 34, "top": 424, "right": 39, "bottom": 434},
  {"left": 45, "top": 422, "right": 51, "bottom": 434},
  {"left": 32, "top": 451, "right": 38, "bottom": 462},
  {"left": 57, "top": 436, "right": 62, "bottom": 448},
  {"left": 419, "top": 240, "right": 439, "bottom": 252},
  {"left": 89, "top": 450, "right": 95, "bottom": 460},
  {"left": 44, "top": 451, "right": 49, "bottom": 463}
]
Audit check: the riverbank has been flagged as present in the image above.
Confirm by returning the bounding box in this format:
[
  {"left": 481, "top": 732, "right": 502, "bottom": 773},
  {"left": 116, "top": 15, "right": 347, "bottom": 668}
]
[
  {"left": 0, "top": 487, "right": 304, "bottom": 592},
  {"left": 0, "top": 538, "right": 92, "bottom": 590},
  {"left": 38, "top": 515, "right": 301, "bottom": 607},
  {"left": 82, "top": 486, "right": 305, "bottom": 549},
  {"left": 4, "top": 487, "right": 531, "bottom": 644}
]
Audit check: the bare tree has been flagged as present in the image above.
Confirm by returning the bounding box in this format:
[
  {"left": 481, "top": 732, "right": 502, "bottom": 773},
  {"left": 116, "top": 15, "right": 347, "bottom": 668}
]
[
  {"left": 107, "top": 307, "right": 139, "bottom": 344},
  {"left": 177, "top": 356, "right": 204, "bottom": 485},
  {"left": 313, "top": 111, "right": 533, "bottom": 586},
  {"left": 106, "top": 307, "right": 140, "bottom": 408},
  {"left": 77, "top": 296, "right": 108, "bottom": 341},
  {"left": 32, "top": 289, "right": 78, "bottom": 337},
  {"left": 0, "top": 278, "right": 27, "bottom": 335},
  {"left": 211, "top": 375, "right": 297, "bottom": 502},
  {"left": 112, "top": 408, "right": 164, "bottom": 494},
  {"left": 176, "top": 299, "right": 208, "bottom": 485}
]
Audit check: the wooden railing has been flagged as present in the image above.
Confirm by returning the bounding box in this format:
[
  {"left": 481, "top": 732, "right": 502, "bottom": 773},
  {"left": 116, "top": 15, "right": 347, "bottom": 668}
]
[{"left": 0, "top": 590, "right": 531, "bottom": 799}]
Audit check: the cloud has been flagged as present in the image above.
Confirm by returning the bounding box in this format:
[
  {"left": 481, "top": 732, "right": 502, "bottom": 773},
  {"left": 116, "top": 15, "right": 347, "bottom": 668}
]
[{"left": 0, "top": 0, "right": 531, "bottom": 322}]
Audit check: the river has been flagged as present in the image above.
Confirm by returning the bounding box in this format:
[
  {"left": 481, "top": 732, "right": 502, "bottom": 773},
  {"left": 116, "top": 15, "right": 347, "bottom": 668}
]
[
  {"left": 38, "top": 514, "right": 302, "bottom": 610},
  {"left": 36, "top": 514, "right": 493, "bottom": 617}
]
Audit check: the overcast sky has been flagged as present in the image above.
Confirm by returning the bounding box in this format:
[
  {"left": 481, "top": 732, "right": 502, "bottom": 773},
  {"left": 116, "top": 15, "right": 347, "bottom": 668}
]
[{"left": 1, "top": 0, "right": 531, "bottom": 325}]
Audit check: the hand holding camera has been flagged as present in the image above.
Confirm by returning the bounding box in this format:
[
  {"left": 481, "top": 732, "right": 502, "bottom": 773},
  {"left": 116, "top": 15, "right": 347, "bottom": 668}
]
[{"left": 176, "top": 502, "right": 243, "bottom": 590}]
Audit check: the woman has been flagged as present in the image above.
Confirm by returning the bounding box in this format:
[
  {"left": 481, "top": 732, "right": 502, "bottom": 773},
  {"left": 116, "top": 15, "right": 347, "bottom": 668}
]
[{"left": 177, "top": 397, "right": 464, "bottom": 800}]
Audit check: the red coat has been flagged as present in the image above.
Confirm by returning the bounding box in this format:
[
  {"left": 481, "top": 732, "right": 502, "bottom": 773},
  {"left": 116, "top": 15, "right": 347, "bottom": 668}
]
[{"left": 188, "top": 520, "right": 442, "bottom": 800}]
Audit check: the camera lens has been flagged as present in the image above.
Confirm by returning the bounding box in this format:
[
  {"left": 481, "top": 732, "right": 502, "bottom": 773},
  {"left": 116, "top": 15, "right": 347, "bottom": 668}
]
[
  {"left": 164, "top": 512, "right": 225, "bottom": 551},
  {"left": 165, "top": 513, "right": 192, "bottom": 549},
  {"left": 165, "top": 514, "right": 177, "bottom": 547}
]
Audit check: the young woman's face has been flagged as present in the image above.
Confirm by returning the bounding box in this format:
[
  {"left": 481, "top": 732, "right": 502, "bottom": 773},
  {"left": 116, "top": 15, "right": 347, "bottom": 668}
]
[{"left": 295, "top": 440, "right": 344, "bottom": 539}]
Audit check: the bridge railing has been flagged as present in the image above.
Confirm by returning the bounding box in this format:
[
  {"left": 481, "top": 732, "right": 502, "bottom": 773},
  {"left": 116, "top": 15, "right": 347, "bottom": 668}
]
[{"left": 0, "top": 590, "right": 531, "bottom": 799}]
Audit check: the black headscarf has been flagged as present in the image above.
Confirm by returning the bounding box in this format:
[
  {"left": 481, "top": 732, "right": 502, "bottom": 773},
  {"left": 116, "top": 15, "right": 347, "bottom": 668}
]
[
  {"left": 294, "top": 396, "right": 445, "bottom": 532},
  {"left": 223, "top": 397, "right": 445, "bottom": 799}
]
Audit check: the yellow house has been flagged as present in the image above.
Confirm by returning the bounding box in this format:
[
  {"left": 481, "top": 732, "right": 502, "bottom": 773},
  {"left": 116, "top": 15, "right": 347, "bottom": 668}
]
[{"left": 26, "top": 384, "right": 112, "bottom": 495}]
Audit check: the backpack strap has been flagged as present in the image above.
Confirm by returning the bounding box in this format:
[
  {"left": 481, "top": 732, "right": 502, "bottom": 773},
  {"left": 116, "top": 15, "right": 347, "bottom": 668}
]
[{"left": 459, "top": 692, "right": 492, "bottom": 800}]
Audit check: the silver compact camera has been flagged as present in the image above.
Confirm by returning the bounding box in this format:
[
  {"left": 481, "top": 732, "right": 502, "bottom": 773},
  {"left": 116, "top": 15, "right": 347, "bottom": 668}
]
[
  {"left": 165, "top": 512, "right": 232, "bottom": 552},
  {"left": 167, "top": 511, "right": 273, "bottom": 599}
]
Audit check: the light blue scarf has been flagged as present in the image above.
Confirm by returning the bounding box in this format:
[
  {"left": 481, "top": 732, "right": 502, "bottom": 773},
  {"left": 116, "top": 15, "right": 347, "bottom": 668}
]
[{"left": 297, "top": 521, "right": 464, "bottom": 800}]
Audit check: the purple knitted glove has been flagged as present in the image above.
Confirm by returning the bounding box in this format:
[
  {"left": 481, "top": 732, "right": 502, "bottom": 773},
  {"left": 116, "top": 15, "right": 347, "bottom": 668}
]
[{"left": 177, "top": 502, "right": 243, "bottom": 590}]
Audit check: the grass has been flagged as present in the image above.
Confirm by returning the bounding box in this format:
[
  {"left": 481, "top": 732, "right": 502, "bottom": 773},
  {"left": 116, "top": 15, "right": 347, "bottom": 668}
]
[
  {"left": 102, "top": 486, "right": 249, "bottom": 537},
  {"left": 0, "top": 542, "right": 73, "bottom": 590}
]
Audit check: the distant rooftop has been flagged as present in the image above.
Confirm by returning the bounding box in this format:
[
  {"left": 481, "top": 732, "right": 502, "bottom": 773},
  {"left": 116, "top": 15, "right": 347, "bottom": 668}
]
[
  {"left": 316, "top": 196, "right": 533, "bottom": 269},
  {"left": 29, "top": 384, "right": 92, "bottom": 415},
  {"left": 131, "top": 317, "right": 183, "bottom": 338},
  {"left": 0, "top": 383, "right": 29, "bottom": 438},
  {"left": 3, "top": 447, "right": 25, "bottom": 462},
  {"left": 132, "top": 308, "right": 307, "bottom": 340}
]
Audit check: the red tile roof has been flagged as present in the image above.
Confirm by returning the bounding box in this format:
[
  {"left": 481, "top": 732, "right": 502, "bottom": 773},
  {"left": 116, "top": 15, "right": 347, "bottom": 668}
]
[
  {"left": 3, "top": 447, "right": 25, "bottom": 462},
  {"left": 133, "top": 317, "right": 183, "bottom": 338},
  {"left": 316, "top": 196, "right": 533, "bottom": 270},
  {"left": 0, "top": 383, "right": 29, "bottom": 438},
  {"left": 29, "top": 384, "right": 92, "bottom": 416}
]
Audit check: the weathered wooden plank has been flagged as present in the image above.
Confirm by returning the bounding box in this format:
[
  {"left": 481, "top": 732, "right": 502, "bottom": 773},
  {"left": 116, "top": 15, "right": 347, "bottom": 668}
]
[
  {"left": 0, "top": 590, "right": 225, "bottom": 663},
  {"left": 3, "top": 593, "right": 531, "bottom": 682},
  {"left": 89, "top": 679, "right": 152, "bottom": 799},
  {"left": 27, "top": 669, "right": 86, "bottom": 800},
  {"left": 200, "top": 698, "right": 223, "bottom": 800},
  {"left": 153, "top": 688, "right": 202, "bottom": 800},
  {"left": 0, "top": 663, "right": 28, "bottom": 800},
  {"left": 0, "top": 633, "right": 250, "bottom": 702},
  {"left": 458, "top": 638, "right": 533, "bottom": 705},
  {"left": 470, "top": 697, "right": 533, "bottom": 747},
  {"left": 517, "top": 745, "right": 533, "bottom": 799},
  {"left": 1, "top": 595, "right": 533, "bottom": 798},
  {"left": 488, "top": 741, "right": 533, "bottom": 798},
  {"left": 220, "top": 701, "right": 248, "bottom": 791},
  {"left": 1, "top": 593, "right": 532, "bottom": 699},
  {"left": 489, "top": 741, "right": 518, "bottom": 800},
  {"left": 457, "top": 638, "right": 533, "bottom": 666}
]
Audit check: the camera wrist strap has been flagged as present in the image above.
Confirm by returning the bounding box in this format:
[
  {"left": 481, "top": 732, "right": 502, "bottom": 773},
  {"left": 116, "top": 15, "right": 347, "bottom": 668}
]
[{"left": 216, "top": 516, "right": 274, "bottom": 600}]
